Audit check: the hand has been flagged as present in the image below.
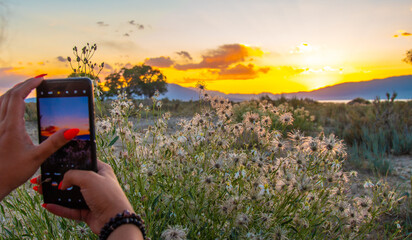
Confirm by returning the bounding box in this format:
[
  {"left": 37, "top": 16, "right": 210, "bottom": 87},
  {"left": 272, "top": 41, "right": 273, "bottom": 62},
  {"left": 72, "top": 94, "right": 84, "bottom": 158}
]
[
  {"left": 0, "top": 76, "right": 76, "bottom": 200},
  {"left": 33, "top": 160, "right": 138, "bottom": 236}
]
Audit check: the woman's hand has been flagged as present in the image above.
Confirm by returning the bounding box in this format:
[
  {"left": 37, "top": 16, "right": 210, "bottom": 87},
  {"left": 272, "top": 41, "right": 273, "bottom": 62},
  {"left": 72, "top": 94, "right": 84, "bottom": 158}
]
[
  {"left": 33, "top": 160, "right": 141, "bottom": 238},
  {"left": 0, "top": 76, "right": 76, "bottom": 200}
]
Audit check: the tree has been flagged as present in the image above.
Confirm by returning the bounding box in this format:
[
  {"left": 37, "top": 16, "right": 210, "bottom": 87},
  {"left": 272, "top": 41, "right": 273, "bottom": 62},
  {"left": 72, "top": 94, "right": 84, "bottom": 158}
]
[
  {"left": 101, "top": 72, "right": 125, "bottom": 98},
  {"left": 102, "top": 64, "right": 168, "bottom": 99},
  {"left": 403, "top": 49, "right": 412, "bottom": 65}
]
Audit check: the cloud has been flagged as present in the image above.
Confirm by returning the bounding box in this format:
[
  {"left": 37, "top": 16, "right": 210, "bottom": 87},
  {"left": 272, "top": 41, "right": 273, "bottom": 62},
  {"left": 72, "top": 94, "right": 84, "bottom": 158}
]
[
  {"left": 218, "top": 63, "right": 270, "bottom": 80},
  {"left": 144, "top": 56, "right": 174, "bottom": 68},
  {"left": 99, "top": 40, "right": 138, "bottom": 52},
  {"left": 174, "top": 44, "right": 263, "bottom": 70},
  {"left": 289, "top": 42, "right": 316, "bottom": 54},
  {"left": 301, "top": 66, "right": 341, "bottom": 74},
  {"left": 104, "top": 63, "right": 113, "bottom": 70},
  {"left": 277, "top": 66, "right": 305, "bottom": 75},
  {"left": 56, "top": 56, "right": 66, "bottom": 62},
  {"left": 97, "top": 21, "right": 109, "bottom": 27},
  {"left": 174, "top": 66, "right": 301, "bottom": 84},
  {"left": 174, "top": 77, "right": 214, "bottom": 84},
  {"left": 176, "top": 51, "right": 193, "bottom": 61},
  {"left": 0, "top": 67, "right": 28, "bottom": 92},
  {"left": 128, "top": 20, "right": 144, "bottom": 30},
  {"left": 393, "top": 30, "right": 412, "bottom": 38},
  {"left": 170, "top": 43, "right": 272, "bottom": 81}
]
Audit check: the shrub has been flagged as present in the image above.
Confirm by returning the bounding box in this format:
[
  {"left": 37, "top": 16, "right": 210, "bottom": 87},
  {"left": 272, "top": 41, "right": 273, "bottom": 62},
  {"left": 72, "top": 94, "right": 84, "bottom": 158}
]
[
  {"left": 1, "top": 93, "right": 405, "bottom": 239},
  {"left": 347, "top": 98, "right": 370, "bottom": 105}
]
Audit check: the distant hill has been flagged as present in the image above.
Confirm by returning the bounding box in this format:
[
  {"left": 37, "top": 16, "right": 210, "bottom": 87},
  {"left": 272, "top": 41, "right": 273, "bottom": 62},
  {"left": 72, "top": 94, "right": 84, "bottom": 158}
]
[
  {"left": 183, "top": 75, "right": 412, "bottom": 101},
  {"left": 25, "top": 98, "right": 36, "bottom": 103},
  {"left": 268, "top": 75, "right": 412, "bottom": 101},
  {"left": 163, "top": 83, "right": 199, "bottom": 101},
  {"left": 25, "top": 75, "right": 412, "bottom": 103}
]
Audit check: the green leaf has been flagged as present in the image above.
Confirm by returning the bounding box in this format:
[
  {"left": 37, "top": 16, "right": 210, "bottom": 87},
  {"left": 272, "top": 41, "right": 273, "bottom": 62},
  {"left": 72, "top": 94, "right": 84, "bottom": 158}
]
[
  {"left": 151, "top": 193, "right": 162, "bottom": 209},
  {"left": 108, "top": 136, "right": 119, "bottom": 147}
]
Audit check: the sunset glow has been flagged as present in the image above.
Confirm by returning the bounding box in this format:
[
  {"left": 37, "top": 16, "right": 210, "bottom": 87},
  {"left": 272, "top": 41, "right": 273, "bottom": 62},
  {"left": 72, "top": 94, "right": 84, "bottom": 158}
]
[{"left": 0, "top": 0, "right": 411, "bottom": 96}]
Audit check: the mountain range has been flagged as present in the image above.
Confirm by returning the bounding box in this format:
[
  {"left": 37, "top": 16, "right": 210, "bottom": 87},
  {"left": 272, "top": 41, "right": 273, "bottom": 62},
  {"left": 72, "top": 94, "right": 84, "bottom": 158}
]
[
  {"left": 162, "top": 75, "right": 412, "bottom": 102},
  {"left": 25, "top": 75, "right": 412, "bottom": 103}
]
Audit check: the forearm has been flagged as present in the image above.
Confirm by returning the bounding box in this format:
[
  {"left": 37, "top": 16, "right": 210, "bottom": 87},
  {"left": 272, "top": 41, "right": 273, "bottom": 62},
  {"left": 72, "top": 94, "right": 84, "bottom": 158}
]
[
  {"left": 107, "top": 224, "right": 144, "bottom": 240},
  {"left": 0, "top": 181, "right": 12, "bottom": 201}
]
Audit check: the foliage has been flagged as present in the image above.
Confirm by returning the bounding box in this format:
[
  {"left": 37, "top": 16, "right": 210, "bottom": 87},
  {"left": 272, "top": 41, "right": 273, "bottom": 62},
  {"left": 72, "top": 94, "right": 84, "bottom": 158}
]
[
  {"left": 102, "top": 65, "right": 167, "bottom": 99},
  {"left": 67, "top": 43, "right": 104, "bottom": 80},
  {"left": 24, "top": 102, "right": 37, "bottom": 121},
  {"left": 349, "top": 128, "right": 392, "bottom": 173},
  {"left": 403, "top": 49, "right": 412, "bottom": 65},
  {"left": 231, "top": 98, "right": 319, "bottom": 137},
  {"left": 65, "top": 43, "right": 106, "bottom": 104},
  {"left": 306, "top": 94, "right": 412, "bottom": 174},
  {"left": 100, "top": 72, "right": 123, "bottom": 99},
  {"left": 7, "top": 93, "right": 407, "bottom": 239},
  {"left": 347, "top": 98, "right": 370, "bottom": 105}
]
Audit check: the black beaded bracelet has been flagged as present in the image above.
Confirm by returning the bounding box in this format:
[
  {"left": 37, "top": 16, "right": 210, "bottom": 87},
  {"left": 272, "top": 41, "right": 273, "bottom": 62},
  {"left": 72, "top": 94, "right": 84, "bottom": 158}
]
[{"left": 99, "top": 210, "right": 147, "bottom": 240}]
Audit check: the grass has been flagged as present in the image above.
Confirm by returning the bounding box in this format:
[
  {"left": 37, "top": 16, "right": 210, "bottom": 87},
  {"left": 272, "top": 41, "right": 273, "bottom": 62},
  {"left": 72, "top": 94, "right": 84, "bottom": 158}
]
[{"left": 9, "top": 93, "right": 410, "bottom": 239}]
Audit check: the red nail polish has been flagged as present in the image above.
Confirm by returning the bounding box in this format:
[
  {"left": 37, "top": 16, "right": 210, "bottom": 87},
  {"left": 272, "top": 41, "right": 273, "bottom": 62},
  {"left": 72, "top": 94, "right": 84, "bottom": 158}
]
[
  {"left": 41, "top": 203, "right": 47, "bottom": 208},
  {"left": 33, "top": 186, "right": 39, "bottom": 192},
  {"left": 34, "top": 74, "right": 47, "bottom": 78},
  {"left": 63, "top": 128, "right": 80, "bottom": 140},
  {"left": 58, "top": 182, "right": 63, "bottom": 190},
  {"left": 30, "top": 177, "right": 38, "bottom": 184}
]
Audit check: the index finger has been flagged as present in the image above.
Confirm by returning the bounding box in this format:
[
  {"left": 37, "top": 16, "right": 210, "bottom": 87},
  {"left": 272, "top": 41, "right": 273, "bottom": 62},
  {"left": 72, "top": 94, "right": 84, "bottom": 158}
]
[
  {"left": 6, "top": 76, "right": 45, "bottom": 123},
  {"left": 13, "top": 76, "right": 45, "bottom": 99}
]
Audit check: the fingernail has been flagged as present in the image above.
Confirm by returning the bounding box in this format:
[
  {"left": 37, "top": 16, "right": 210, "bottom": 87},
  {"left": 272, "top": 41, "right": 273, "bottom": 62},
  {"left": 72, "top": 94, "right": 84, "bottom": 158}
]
[
  {"left": 34, "top": 74, "right": 47, "bottom": 79},
  {"left": 30, "top": 177, "right": 38, "bottom": 184},
  {"left": 63, "top": 128, "right": 80, "bottom": 140},
  {"left": 58, "top": 181, "right": 63, "bottom": 190},
  {"left": 41, "top": 203, "right": 47, "bottom": 208},
  {"left": 33, "top": 186, "right": 39, "bottom": 192}
]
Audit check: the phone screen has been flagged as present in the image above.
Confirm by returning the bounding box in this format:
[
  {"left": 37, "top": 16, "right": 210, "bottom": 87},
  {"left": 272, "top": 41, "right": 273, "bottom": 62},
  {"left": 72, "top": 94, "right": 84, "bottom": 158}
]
[{"left": 36, "top": 78, "right": 96, "bottom": 209}]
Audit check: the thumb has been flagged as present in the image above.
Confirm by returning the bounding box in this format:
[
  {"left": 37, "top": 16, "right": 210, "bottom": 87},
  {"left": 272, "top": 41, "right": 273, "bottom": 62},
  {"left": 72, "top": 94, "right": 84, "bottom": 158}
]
[
  {"left": 33, "top": 128, "right": 79, "bottom": 163},
  {"left": 60, "top": 169, "right": 100, "bottom": 190}
]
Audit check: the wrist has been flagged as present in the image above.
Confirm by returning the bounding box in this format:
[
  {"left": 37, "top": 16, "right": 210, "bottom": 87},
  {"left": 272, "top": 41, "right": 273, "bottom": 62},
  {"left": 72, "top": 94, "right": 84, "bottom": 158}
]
[
  {"left": 100, "top": 204, "right": 135, "bottom": 228},
  {"left": 107, "top": 224, "right": 144, "bottom": 240},
  {"left": 99, "top": 210, "right": 147, "bottom": 240}
]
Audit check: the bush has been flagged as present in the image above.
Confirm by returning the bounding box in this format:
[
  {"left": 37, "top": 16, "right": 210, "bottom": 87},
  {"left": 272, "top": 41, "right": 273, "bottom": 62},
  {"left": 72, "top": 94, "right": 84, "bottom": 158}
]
[
  {"left": 2, "top": 93, "right": 405, "bottom": 239},
  {"left": 347, "top": 98, "right": 370, "bottom": 105}
]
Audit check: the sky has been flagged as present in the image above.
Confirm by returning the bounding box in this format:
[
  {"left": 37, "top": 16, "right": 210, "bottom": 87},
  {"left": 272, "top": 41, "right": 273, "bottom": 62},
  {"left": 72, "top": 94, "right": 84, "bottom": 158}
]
[
  {"left": 39, "top": 97, "right": 89, "bottom": 136},
  {"left": 0, "top": 0, "right": 411, "bottom": 96}
]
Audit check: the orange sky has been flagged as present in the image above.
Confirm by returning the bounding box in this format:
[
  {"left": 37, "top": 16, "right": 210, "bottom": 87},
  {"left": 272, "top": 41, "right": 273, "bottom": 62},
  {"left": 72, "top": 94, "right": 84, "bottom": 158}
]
[{"left": 1, "top": 0, "right": 412, "bottom": 96}]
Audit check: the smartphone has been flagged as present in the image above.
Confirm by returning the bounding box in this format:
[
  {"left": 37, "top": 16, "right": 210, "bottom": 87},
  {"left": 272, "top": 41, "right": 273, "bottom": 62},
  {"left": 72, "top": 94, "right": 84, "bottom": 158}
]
[{"left": 36, "top": 77, "right": 97, "bottom": 209}]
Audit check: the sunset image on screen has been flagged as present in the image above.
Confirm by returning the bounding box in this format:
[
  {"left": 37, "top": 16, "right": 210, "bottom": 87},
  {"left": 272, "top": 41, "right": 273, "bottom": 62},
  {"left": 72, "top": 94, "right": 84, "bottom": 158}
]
[{"left": 38, "top": 97, "right": 90, "bottom": 139}]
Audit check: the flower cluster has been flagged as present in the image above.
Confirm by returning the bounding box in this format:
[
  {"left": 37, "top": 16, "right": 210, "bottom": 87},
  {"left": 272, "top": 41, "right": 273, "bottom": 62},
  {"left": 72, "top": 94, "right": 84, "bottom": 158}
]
[
  {"left": 93, "top": 94, "right": 403, "bottom": 239},
  {"left": 0, "top": 93, "right": 404, "bottom": 239}
]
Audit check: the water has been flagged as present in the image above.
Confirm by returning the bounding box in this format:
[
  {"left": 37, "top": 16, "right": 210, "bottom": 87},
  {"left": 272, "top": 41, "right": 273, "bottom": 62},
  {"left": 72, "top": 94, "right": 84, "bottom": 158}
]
[{"left": 318, "top": 99, "right": 411, "bottom": 104}]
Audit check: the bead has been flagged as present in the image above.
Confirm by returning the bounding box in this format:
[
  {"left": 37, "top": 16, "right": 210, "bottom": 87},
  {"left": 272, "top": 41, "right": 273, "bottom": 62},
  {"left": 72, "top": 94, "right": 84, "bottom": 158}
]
[{"left": 99, "top": 210, "right": 147, "bottom": 240}]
